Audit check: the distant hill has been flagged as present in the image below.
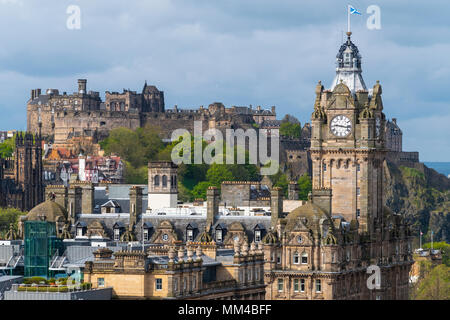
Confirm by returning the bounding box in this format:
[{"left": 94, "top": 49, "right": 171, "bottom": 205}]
[{"left": 424, "top": 162, "right": 450, "bottom": 177}]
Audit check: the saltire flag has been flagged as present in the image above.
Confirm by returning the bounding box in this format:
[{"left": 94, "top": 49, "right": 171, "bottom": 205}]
[{"left": 349, "top": 5, "right": 362, "bottom": 15}]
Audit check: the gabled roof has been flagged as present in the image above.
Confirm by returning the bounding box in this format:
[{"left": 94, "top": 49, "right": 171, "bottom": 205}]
[{"left": 101, "top": 200, "right": 121, "bottom": 208}]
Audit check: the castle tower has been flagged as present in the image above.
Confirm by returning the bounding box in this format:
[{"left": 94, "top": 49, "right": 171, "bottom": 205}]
[
  {"left": 142, "top": 82, "right": 165, "bottom": 112},
  {"left": 147, "top": 161, "right": 178, "bottom": 212},
  {"left": 311, "top": 32, "right": 386, "bottom": 235},
  {"left": 78, "top": 79, "right": 87, "bottom": 94},
  {"left": 14, "top": 132, "right": 43, "bottom": 210}
]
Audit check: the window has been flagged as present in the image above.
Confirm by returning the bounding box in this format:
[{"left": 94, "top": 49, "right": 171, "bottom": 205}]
[
  {"left": 183, "top": 278, "right": 187, "bottom": 291},
  {"left": 255, "top": 230, "right": 261, "bottom": 242},
  {"left": 356, "top": 209, "right": 360, "bottom": 218},
  {"left": 301, "top": 252, "right": 308, "bottom": 264},
  {"left": 174, "top": 278, "right": 178, "bottom": 292},
  {"left": 255, "top": 268, "right": 259, "bottom": 281},
  {"left": 77, "top": 227, "right": 83, "bottom": 237},
  {"left": 215, "top": 230, "right": 222, "bottom": 242},
  {"left": 114, "top": 228, "right": 120, "bottom": 241},
  {"left": 315, "top": 279, "right": 321, "bottom": 293},
  {"left": 156, "top": 278, "right": 163, "bottom": 291},
  {"left": 187, "top": 229, "right": 193, "bottom": 241},
  {"left": 277, "top": 255, "right": 281, "bottom": 264},
  {"left": 323, "top": 163, "right": 327, "bottom": 172},
  {"left": 154, "top": 175, "right": 160, "bottom": 186},
  {"left": 331, "top": 252, "right": 336, "bottom": 263},
  {"left": 300, "top": 279, "right": 305, "bottom": 292},
  {"left": 193, "top": 275, "right": 196, "bottom": 290},
  {"left": 293, "top": 252, "right": 299, "bottom": 264},
  {"left": 97, "top": 278, "right": 105, "bottom": 287},
  {"left": 357, "top": 163, "right": 361, "bottom": 172},
  {"left": 162, "top": 234, "right": 169, "bottom": 241},
  {"left": 162, "top": 175, "right": 167, "bottom": 187},
  {"left": 278, "top": 279, "right": 283, "bottom": 292},
  {"left": 356, "top": 187, "right": 360, "bottom": 196},
  {"left": 143, "top": 229, "right": 149, "bottom": 241},
  {"left": 294, "top": 279, "right": 299, "bottom": 292}
]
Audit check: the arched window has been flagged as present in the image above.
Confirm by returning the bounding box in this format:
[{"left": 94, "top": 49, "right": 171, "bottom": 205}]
[
  {"left": 154, "top": 175, "right": 160, "bottom": 186},
  {"left": 162, "top": 175, "right": 167, "bottom": 187}
]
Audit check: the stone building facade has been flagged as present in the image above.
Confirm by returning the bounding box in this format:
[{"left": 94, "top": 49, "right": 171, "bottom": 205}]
[
  {"left": 0, "top": 132, "right": 44, "bottom": 211},
  {"left": 84, "top": 242, "right": 266, "bottom": 300},
  {"left": 263, "top": 32, "right": 414, "bottom": 300}
]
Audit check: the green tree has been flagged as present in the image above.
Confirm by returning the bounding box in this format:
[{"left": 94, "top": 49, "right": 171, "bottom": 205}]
[
  {"left": 412, "top": 264, "right": 450, "bottom": 300},
  {"left": 191, "top": 181, "right": 212, "bottom": 200},
  {"left": 280, "top": 122, "right": 301, "bottom": 138},
  {"left": 298, "top": 173, "right": 312, "bottom": 200},
  {"left": 270, "top": 170, "right": 289, "bottom": 197},
  {"left": 423, "top": 242, "right": 450, "bottom": 267},
  {"left": 0, "top": 136, "right": 15, "bottom": 158},
  {"left": 206, "top": 163, "right": 234, "bottom": 186},
  {"left": 0, "top": 208, "right": 26, "bottom": 238}
]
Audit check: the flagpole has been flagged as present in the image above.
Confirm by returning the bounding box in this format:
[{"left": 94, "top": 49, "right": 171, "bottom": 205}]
[
  {"left": 419, "top": 230, "right": 422, "bottom": 249},
  {"left": 347, "top": 5, "right": 351, "bottom": 33}
]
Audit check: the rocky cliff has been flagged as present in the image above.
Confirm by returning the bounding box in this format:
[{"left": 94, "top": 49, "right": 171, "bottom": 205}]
[{"left": 384, "top": 161, "right": 450, "bottom": 242}]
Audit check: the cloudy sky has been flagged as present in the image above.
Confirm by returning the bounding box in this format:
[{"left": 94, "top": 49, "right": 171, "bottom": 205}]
[{"left": 0, "top": 0, "right": 448, "bottom": 161}]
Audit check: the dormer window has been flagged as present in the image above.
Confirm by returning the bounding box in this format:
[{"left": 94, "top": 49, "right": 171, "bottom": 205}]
[
  {"left": 187, "top": 229, "right": 193, "bottom": 241},
  {"left": 114, "top": 228, "right": 120, "bottom": 241},
  {"left": 143, "top": 229, "right": 149, "bottom": 241},
  {"left": 77, "top": 227, "right": 83, "bottom": 237},
  {"left": 253, "top": 224, "right": 265, "bottom": 243},
  {"left": 186, "top": 223, "right": 197, "bottom": 242},
  {"left": 216, "top": 229, "right": 222, "bottom": 242},
  {"left": 255, "top": 230, "right": 261, "bottom": 242}
]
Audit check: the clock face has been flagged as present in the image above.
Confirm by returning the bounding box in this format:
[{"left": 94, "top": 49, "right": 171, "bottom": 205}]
[
  {"left": 330, "top": 115, "right": 352, "bottom": 137},
  {"left": 376, "top": 117, "right": 381, "bottom": 137}
]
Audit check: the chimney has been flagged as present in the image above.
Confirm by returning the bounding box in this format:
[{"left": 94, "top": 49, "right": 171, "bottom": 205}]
[
  {"left": 312, "top": 188, "right": 332, "bottom": 215},
  {"left": 36, "top": 89, "right": 41, "bottom": 97},
  {"left": 68, "top": 185, "right": 82, "bottom": 226},
  {"left": 271, "top": 106, "right": 276, "bottom": 115},
  {"left": 31, "top": 90, "right": 35, "bottom": 101},
  {"left": 78, "top": 79, "right": 87, "bottom": 94},
  {"left": 288, "top": 181, "right": 299, "bottom": 200},
  {"left": 129, "top": 186, "right": 143, "bottom": 227},
  {"left": 206, "top": 186, "right": 219, "bottom": 232},
  {"left": 270, "top": 187, "right": 283, "bottom": 230},
  {"left": 81, "top": 182, "right": 94, "bottom": 214}
]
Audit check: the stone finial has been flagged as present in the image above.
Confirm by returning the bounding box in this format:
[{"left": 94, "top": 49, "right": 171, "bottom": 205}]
[
  {"left": 196, "top": 245, "right": 203, "bottom": 259},
  {"left": 187, "top": 248, "right": 194, "bottom": 261},
  {"left": 250, "top": 242, "right": 256, "bottom": 255},
  {"left": 234, "top": 239, "right": 241, "bottom": 257},
  {"left": 257, "top": 242, "right": 264, "bottom": 254},
  {"left": 168, "top": 247, "right": 176, "bottom": 263},
  {"left": 177, "top": 248, "right": 185, "bottom": 262},
  {"left": 241, "top": 241, "right": 249, "bottom": 256}
]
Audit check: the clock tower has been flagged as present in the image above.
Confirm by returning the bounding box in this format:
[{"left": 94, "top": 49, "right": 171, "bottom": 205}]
[{"left": 311, "top": 32, "right": 386, "bottom": 236}]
